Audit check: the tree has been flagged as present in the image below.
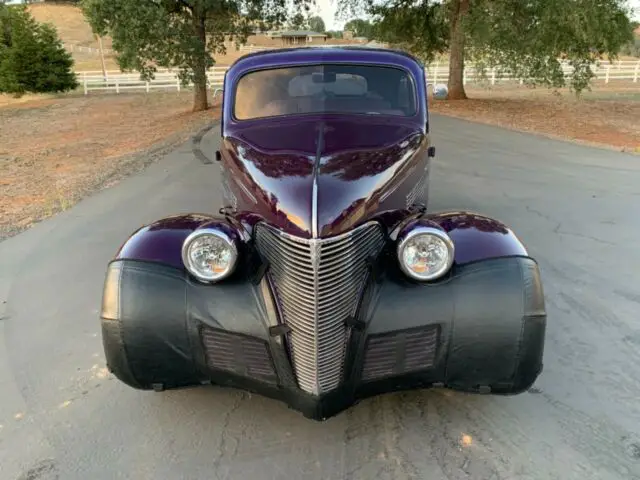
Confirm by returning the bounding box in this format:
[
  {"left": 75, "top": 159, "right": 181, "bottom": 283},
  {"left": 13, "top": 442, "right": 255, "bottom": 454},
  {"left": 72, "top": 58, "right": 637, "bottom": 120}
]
[
  {"left": 307, "top": 15, "right": 325, "bottom": 33},
  {"left": 0, "top": 4, "right": 77, "bottom": 96},
  {"left": 341, "top": 0, "right": 634, "bottom": 100},
  {"left": 344, "top": 18, "right": 372, "bottom": 38},
  {"left": 81, "top": 0, "right": 309, "bottom": 112},
  {"left": 288, "top": 11, "right": 307, "bottom": 30}
]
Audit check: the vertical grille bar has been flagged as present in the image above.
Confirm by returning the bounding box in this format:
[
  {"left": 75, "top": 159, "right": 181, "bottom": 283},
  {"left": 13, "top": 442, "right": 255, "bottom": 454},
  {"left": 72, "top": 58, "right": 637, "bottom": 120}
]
[{"left": 255, "top": 222, "right": 385, "bottom": 395}]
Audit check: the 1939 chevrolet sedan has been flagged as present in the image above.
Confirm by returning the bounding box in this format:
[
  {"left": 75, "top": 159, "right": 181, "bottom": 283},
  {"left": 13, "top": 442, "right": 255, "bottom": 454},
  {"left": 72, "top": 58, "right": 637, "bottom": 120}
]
[{"left": 100, "top": 46, "right": 547, "bottom": 420}]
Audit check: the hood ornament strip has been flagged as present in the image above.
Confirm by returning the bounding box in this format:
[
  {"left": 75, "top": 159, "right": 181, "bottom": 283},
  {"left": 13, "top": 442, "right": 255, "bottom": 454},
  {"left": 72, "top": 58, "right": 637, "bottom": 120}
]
[{"left": 311, "top": 123, "right": 326, "bottom": 239}]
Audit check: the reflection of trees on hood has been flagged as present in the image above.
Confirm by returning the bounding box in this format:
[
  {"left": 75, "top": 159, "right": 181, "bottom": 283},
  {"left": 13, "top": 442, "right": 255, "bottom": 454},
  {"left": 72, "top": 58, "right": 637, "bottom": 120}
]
[
  {"left": 322, "top": 136, "right": 421, "bottom": 181},
  {"left": 147, "top": 214, "right": 213, "bottom": 231},
  {"left": 321, "top": 148, "right": 400, "bottom": 181},
  {"left": 242, "top": 148, "right": 314, "bottom": 179},
  {"left": 437, "top": 214, "right": 509, "bottom": 235}
]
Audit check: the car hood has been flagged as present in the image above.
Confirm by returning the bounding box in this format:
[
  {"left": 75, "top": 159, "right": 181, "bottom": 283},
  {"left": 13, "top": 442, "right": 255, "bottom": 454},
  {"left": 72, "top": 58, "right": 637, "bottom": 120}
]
[{"left": 224, "top": 117, "right": 425, "bottom": 238}]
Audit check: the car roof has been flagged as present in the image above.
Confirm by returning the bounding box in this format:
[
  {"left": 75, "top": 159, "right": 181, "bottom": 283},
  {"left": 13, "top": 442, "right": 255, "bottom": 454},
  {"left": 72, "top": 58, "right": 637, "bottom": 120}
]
[
  {"left": 225, "top": 45, "right": 425, "bottom": 76},
  {"left": 230, "top": 44, "right": 422, "bottom": 66}
]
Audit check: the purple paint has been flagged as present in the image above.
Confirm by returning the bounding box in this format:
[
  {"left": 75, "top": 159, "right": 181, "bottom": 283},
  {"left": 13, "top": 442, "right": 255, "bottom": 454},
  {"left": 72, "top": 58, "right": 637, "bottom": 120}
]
[
  {"left": 427, "top": 211, "right": 528, "bottom": 264},
  {"left": 221, "top": 47, "right": 430, "bottom": 239},
  {"left": 115, "top": 214, "right": 242, "bottom": 270},
  {"left": 114, "top": 47, "right": 527, "bottom": 270}
]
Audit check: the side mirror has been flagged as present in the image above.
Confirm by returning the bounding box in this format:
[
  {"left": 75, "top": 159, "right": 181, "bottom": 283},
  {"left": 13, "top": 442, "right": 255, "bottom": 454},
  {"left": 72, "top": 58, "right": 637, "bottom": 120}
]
[{"left": 432, "top": 83, "right": 448, "bottom": 100}]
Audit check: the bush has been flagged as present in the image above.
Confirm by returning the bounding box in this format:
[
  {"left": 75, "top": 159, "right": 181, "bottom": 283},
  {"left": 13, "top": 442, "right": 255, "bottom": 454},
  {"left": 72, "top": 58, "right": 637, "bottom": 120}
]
[
  {"left": 0, "top": 4, "right": 77, "bottom": 96},
  {"left": 620, "top": 38, "right": 640, "bottom": 58}
]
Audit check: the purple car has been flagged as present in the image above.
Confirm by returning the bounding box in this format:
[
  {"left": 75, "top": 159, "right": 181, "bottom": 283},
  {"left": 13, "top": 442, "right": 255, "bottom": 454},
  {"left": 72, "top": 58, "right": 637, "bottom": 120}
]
[{"left": 100, "top": 46, "right": 547, "bottom": 420}]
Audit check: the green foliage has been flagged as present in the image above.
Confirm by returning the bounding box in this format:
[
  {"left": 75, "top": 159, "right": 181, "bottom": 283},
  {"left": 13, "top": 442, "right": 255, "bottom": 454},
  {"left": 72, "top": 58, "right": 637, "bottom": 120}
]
[
  {"left": 621, "top": 19, "right": 640, "bottom": 57},
  {"left": 621, "top": 37, "right": 640, "bottom": 57},
  {"left": 339, "top": 0, "right": 634, "bottom": 95},
  {"left": 344, "top": 18, "right": 372, "bottom": 38},
  {"left": 307, "top": 15, "right": 325, "bottom": 33},
  {"left": 82, "top": 0, "right": 311, "bottom": 110},
  {"left": 288, "top": 12, "right": 307, "bottom": 30},
  {"left": 0, "top": 4, "right": 77, "bottom": 96},
  {"left": 465, "top": 0, "right": 635, "bottom": 93},
  {"left": 366, "top": 3, "right": 447, "bottom": 63},
  {"left": 326, "top": 29, "right": 343, "bottom": 39}
]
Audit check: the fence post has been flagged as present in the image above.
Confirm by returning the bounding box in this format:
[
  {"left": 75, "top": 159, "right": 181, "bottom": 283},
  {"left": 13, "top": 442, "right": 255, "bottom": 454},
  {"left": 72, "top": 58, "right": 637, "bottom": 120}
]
[
  {"left": 634, "top": 61, "right": 639, "bottom": 83},
  {"left": 84, "top": 77, "right": 88, "bottom": 95},
  {"left": 176, "top": 76, "right": 181, "bottom": 92},
  {"left": 491, "top": 67, "right": 496, "bottom": 85},
  {"left": 146, "top": 81, "right": 150, "bottom": 93},
  {"left": 463, "top": 67, "right": 467, "bottom": 85},
  {"left": 116, "top": 77, "right": 120, "bottom": 94},
  {"left": 605, "top": 64, "right": 610, "bottom": 84}
]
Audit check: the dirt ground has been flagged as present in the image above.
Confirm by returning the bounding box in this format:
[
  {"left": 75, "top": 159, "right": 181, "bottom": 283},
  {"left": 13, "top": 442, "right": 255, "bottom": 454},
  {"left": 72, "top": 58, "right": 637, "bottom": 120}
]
[
  {"left": 1, "top": 83, "right": 638, "bottom": 241},
  {"left": 0, "top": 92, "right": 220, "bottom": 240},
  {"left": 429, "top": 84, "right": 640, "bottom": 153}
]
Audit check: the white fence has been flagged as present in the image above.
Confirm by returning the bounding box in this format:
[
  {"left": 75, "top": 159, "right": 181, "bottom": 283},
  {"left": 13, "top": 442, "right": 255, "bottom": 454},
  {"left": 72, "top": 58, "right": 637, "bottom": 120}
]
[
  {"left": 65, "top": 42, "right": 262, "bottom": 57},
  {"left": 76, "top": 59, "right": 640, "bottom": 95},
  {"left": 64, "top": 43, "right": 115, "bottom": 55},
  {"left": 79, "top": 69, "right": 226, "bottom": 95},
  {"left": 426, "top": 59, "right": 640, "bottom": 85}
]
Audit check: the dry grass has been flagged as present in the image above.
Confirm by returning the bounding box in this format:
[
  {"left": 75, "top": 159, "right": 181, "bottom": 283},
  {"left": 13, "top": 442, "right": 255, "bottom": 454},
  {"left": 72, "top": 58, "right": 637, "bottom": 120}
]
[
  {"left": 25, "top": 3, "right": 368, "bottom": 72},
  {"left": 72, "top": 55, "right": 121, "bottom": 72},
  {"left": 430, "top": 84, "right": 640, "bottom": 153},
  {"left": 0, "top": 92, "right": 221, "bottom": 239},
  {"left": 28, "top": 3, "right": 112, "bottom": 49}
]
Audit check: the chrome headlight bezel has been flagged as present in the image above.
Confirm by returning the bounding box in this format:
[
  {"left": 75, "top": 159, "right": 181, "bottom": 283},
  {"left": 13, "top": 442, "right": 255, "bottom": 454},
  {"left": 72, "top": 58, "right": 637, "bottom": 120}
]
[
  {"left": 397, "top": 225, "right": 455, "bottom": 281},
  {"left": 181, "top": 227, "right": 239, "bottom": 283}
]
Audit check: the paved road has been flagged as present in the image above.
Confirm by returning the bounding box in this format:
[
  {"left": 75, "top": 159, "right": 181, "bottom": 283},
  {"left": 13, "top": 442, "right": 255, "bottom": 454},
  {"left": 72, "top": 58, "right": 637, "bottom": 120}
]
[{"left": 1, "top": 115, "right": 639, "bottom": 480}]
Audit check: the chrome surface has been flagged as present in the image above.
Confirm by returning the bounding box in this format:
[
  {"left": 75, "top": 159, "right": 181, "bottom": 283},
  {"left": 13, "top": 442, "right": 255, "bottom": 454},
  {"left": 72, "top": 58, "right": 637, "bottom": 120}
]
[
  {"left": 254, "top": 221, "right": 386, "bottom": 395},
  {"left": 397, "top": 225, "right": 455, "bottom": 281},
  {"left": 406, "top": 166, "right": 428, "bottom": 208},
  {"left": 181, "top": 228, "right": 238, "bottom": 283}
]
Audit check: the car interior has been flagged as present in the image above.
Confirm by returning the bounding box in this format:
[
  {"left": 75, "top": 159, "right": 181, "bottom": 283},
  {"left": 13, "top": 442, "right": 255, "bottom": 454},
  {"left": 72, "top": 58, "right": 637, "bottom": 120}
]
[{"left": 234, "top": 65, "right": 417, "bottom": 119}]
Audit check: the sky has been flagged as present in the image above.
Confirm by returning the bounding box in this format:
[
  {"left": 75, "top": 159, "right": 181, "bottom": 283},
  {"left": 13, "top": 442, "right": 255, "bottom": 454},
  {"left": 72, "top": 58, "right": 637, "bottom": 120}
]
[
  {"left": 314, "top": 0, "right": 640, "bottom": 31},
  {"left": 311, "top": 0, "right": 341, "bottom": 31}
]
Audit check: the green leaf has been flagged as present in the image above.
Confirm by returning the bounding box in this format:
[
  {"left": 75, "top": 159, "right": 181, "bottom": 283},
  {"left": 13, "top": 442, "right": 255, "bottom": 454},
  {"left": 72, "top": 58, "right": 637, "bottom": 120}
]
[{"left": 0, "top": 4, "right": 77, "bottom": 95}]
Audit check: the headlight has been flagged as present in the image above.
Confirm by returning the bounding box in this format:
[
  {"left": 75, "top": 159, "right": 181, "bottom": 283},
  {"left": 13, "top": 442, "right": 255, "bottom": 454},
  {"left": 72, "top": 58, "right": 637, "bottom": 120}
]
[
  {"left": 181, "top": 228, "right": 238, "bottom": 283},
  {"left": 397, "top": 226, "right": 454, "bottom": 281}
]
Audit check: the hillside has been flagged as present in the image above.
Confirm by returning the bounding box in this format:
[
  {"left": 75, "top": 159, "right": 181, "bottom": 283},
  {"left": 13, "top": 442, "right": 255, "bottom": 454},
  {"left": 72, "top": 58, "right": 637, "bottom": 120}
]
[
  {"left": 24, "top": 3, "right": 374, "bottom": 71},
  {"left": 26, "top": 3, "right": 118, "bottom": 70},
  {"left": 27, "top": 3, "right": 113, "bottom": 49}
]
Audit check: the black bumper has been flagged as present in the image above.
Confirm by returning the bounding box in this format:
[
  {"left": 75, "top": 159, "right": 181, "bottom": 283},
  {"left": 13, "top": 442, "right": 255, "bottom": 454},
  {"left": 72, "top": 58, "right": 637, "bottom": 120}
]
[{"left": 100, "top": 255, "right": 546, "bottom": 421}]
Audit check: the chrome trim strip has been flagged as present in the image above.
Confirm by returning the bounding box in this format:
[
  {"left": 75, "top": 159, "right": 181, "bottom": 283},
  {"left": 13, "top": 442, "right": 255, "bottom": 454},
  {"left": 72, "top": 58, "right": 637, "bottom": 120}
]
[
  {"left": 311, "top": 123, "right": 325, "bottom": 239},
  {"left": 311, "top": 179, "right": 319, "bottom": 239}
]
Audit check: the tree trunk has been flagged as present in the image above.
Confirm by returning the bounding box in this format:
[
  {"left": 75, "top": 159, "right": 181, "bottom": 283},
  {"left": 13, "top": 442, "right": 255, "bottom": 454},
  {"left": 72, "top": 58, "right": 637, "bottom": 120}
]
[
  {"left": 447, "top": 0, "right": 469, "bottom": 100},
  {"left": 192, "top": 10, "right": 208, "bottom": 112}
]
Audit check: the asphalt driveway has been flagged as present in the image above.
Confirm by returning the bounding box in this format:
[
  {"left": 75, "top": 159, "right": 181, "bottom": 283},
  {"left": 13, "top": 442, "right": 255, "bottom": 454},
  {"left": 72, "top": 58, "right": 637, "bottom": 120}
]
[{"left": 1, "top": 114, "right": 639, "bottom": 480}]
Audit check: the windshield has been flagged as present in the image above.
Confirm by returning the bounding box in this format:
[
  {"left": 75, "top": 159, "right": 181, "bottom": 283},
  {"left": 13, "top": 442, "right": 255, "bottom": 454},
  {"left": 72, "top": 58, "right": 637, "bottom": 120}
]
[{"left": 233, "top": 64, "right": 417, "bottom": 120}]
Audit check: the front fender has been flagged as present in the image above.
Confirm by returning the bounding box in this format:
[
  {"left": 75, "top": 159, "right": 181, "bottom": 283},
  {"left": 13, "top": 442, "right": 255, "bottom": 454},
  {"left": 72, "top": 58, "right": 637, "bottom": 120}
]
[
  {"left": 115, "top": 213, "right": 247, "bottom": 270},
  {"left": 425, "top": 211, "right": 528, "bottom": 265}
]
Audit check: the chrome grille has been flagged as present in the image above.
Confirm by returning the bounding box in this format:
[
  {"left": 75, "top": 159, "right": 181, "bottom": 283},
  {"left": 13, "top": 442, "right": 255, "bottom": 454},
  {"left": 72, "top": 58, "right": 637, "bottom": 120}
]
[{"left": 254, "top": 222, "right": 386, "bottom": 395}]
